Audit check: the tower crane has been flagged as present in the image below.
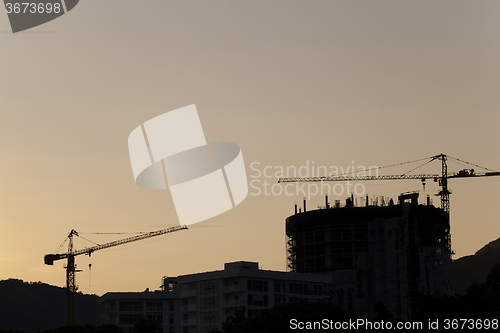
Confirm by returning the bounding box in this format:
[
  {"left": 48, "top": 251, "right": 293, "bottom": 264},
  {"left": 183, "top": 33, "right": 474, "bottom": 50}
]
[
  {"left": 44, "top": 224, "right": 188, "bottom": 325},
  {"left": 278, "top": 153, "right": 500, "bottom": 253}
]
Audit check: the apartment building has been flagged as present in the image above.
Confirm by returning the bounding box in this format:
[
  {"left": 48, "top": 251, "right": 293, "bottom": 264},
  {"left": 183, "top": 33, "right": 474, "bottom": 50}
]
[{"left": 99, "top": 261, "right": 332, "bottom": 333}]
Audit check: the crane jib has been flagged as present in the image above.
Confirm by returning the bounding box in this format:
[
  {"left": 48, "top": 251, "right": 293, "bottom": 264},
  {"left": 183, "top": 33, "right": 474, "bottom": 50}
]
[
  {"left": 44, "top": 224, "right": 188, "bottom": 326},
  {"left": 43, "top": 225, "right": 188, "bottom": 265},
  {"left": 278, "top": 172, "right": 500, "bottom": 183}
]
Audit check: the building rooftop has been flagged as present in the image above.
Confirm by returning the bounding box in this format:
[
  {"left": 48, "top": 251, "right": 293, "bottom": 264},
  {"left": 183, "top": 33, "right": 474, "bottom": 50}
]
[{"left": 176, "top": 261, "right": 332, "bottom": 284}]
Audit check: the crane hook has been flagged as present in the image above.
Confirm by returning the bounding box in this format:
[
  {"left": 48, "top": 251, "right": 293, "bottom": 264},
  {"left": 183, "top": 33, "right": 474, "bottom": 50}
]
[{"left": 89, "top": 263, "right": 92, "bottom": 287}]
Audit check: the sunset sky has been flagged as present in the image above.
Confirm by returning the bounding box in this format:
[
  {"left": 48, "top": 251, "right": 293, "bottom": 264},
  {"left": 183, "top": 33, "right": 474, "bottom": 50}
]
[{"left": 1, "top": 0, "right": 500, "bottom": 296}]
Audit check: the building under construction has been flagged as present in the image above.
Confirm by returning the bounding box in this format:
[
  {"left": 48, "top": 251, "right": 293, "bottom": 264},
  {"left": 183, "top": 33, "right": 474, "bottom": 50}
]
[{"left": 285, "top": 193, "right": 452, "bottom": 320}]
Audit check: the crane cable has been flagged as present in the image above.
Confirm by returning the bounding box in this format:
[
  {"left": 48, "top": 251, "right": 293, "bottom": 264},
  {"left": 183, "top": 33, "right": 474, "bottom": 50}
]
[
  {"left": 447, "top": 155, "right": 497, "bottom": 172},
  {"left": 78, "top": 231, "right": 147, "bottom": 235},
  {"left": 366, "top": 156, "right": 433, "bottom": 173},
  {"left": 54, "top": 237, "right": 68, "bottom": 254},
  {"left": 401, "top": 159, "right": 434, "bottom": 176},
  {"left": 75, "top": 234, "right": 95, "bottom": 287},
  {"left": 368, "top": 154, "right": 498, "bottom": 176},
  {"left": 376, "top": 156, "right": 432, "bottom": 170},
  {"left": 75, "top": 234, "right": 101, "bottom": 246}
]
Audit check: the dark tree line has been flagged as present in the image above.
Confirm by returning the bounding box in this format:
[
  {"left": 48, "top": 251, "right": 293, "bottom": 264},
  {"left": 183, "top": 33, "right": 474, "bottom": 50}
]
[
  {"left": 211, "top": 264, "right": 500, "bottom": 333},
  {"left": 412, "top": 263, "right": 500, "bottom": 321},
  {"left": 211, "top": 301, "right": 356, "bottom": 333}
]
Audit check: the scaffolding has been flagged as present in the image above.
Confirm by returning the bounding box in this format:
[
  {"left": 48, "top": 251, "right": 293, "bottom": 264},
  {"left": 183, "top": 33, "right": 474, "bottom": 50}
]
[{"left": 285, "top": 194, "right": 452, "bottom": 319}]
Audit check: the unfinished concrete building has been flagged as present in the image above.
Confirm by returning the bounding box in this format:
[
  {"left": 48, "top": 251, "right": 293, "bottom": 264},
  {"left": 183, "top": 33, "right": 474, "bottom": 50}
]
[{"left": 285, "top": 192, "right": 452, "bottom": 320}]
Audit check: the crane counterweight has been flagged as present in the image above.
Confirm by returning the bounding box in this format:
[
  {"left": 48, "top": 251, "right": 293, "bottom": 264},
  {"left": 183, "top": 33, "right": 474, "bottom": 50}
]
[{"left": 278, "top": 153, "right": 499, "bottom": 257}]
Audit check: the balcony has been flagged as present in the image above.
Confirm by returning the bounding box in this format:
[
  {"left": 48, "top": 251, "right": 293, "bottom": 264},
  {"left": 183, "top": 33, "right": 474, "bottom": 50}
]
[
  {"left": 181, "top": 304, "right": 197, "bottom": 312},
  {"left": 182, "top": 319, "right": 197, "bottom": 326},
  {"left": 223, "top": 299, "right": 248, "bottom": 308},
  {"left": 180, "top": 290, "right": 196, "bottom": 298},
  {"left": 223, "top": 285, "right": 246, "bottom": 293}
]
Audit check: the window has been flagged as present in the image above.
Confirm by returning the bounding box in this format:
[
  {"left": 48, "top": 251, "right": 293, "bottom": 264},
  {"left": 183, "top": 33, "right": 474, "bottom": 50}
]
[
  {"left": 203, "top": 311, "right": 216, "bottom": 325},
  {"left": 146, "top": 314, "right": 162, "bottom": 323},
  {"left": 119, "top": 301, "right": 143, "bottom": 312},
  {"left": 169, "top": 314, "right": 174, "bottom": 324},
  {"left": 119, "top": 314, "right": 143, "bottom": 325},
  {"left": 169, "top": 300, "right": 174, "bottom": 311},
  {"left": 289, "top": 297, "right": 308, "bottom": 302},
  {"left": 203, "top": 297, "right": 216, "bottom": 307},
  {"left": 183, "top": 314, "right": 189, "bottom": 320},
  {"left": 247, "top": 294, "right": 268, "bottom": 306},
  {"left": 146, "top": 301, "right": 162, "bottom": 311},
  {"left": 247, "top": 280, "right": 268, "bottom": 292},
  {"left": 201, "top": 311, "right": 218, "bottom": 325},
  {"left": 119, "top": 314, "right": 131, "bottom": 325},
  {"left": 248, "top": 309, "right": 263, "bottom": 317},
  {"left": 288, "top": 283, "right": 322, "bottom": 296},
  {"left": 204, "top": 327, "right": 217, "bottom": 333},
  {"left": 202, "top": 281, "right": 217, "bottom": 295}
]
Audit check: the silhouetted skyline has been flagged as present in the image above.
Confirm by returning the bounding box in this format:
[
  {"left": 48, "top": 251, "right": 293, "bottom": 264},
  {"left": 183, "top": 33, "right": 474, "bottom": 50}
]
[{"left": 1, "top": 0, "right": 500, "bottom": 296}]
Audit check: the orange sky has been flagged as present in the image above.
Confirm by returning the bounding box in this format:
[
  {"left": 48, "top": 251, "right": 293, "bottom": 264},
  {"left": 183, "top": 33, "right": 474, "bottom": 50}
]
[{"left": 1, "top": 0, "right": 500, "bottom": 296}]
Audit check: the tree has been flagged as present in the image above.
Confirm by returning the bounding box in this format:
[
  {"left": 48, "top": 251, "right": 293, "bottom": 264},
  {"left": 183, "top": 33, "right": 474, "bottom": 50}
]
[
  {"left": 412, "top": 263, "right": 500, "bottom": 321},
  {"left": 38, "top": 324, "right": 122, "bottom": 333},
  {"left": 227, "top": 301, "right": 355, "bottom": 333},
  {"left": 134, "top": 316, "right": 162, "bottom": 333},
  {"left": 482, "top": 263, "right": 500, "bottom": 297},
  {"left": 210, "top": 308, "right": 246, "bottom": 333},
  {"left": 373, "top": 301, "right": 393, "bottom": 322}
]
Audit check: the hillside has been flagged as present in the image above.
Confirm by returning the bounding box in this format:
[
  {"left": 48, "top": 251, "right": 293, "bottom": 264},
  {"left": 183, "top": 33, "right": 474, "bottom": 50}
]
[
  {"left": 0, "top": 279, "right": 99, "bottom": 333},
  {"left": 1, "top": 237, "right": 499, "bottom": 331},
  {"left": 451, "top": 237, "right": 500, "bottom": 295}
]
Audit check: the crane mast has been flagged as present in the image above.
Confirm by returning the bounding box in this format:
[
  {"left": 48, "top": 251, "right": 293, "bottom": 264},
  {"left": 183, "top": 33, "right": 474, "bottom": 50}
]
[
  {"left": 278, "top": 153, "right": 500, "bottom": 254},
  {"left": 65, "top": 230, "right": 79, "bottom": 326},
  {"left": 45, "top": 225, "right": 188, "bottom": 325},
  {"left": 437, "top": 154, "right": 452, "bottom": 250}
]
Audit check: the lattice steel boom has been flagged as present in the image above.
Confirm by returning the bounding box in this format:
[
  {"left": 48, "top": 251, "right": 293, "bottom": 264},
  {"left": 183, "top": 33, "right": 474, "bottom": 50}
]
[
  {"left": 278, "top": 153, "right": 500, "bottom": 252},
  {"left": 44, "top": 225, "right": 188, "bottom": 325}
]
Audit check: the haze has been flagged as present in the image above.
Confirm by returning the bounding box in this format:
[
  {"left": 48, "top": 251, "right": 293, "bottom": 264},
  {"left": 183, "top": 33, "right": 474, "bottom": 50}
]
[{"left": 1, "top": 0, "right": 499, "bottom": 296}]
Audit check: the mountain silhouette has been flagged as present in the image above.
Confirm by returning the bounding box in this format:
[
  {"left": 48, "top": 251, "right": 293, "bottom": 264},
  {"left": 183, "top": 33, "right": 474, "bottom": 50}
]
[
  {"left": 0, "top": 279, "right": 99, "bottom": 333},
  {"left": 1, "top": 237, "right": 499, "bottom": 332},
  {"left": 452, "top": 237, "right": 500, "bottom": 295}
]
